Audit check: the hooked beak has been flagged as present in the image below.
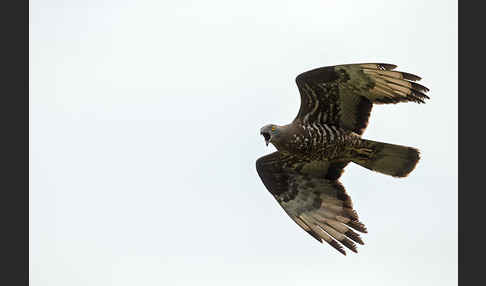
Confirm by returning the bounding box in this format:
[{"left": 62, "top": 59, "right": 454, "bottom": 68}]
[{"left": 261, "top": 132, "right": 271, "bottom": 147}]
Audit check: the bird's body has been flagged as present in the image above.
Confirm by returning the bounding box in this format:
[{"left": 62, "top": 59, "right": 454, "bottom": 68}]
[
  {"left": 256, "top": 63, "right": 429, "bottom": 255},
  {"left": 269, "top": 122, "right": 360, "bottom": 160}
]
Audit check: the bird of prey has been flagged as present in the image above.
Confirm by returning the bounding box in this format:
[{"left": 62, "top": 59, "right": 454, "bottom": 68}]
[{"left": 256, "top": 63, "right": 429, "bottom": 255}]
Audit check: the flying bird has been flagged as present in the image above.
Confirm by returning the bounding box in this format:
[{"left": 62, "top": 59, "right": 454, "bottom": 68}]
[{"left": 256, "top": 63, "right": 429, "bottom": 255}]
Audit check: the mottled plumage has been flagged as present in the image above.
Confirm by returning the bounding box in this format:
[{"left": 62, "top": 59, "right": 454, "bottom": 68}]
[{"left": 256, "top": 63, "right": 429, "bottom": 255}]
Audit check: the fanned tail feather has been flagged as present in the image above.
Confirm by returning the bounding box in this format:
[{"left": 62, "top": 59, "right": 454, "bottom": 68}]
[{"left": 352, "top": 138, "right": 421, "bottom": 178}]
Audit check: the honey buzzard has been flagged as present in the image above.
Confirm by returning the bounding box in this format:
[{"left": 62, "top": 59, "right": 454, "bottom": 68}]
[{"left": 256, "top": 63, "right": 429, "bottom": 255}]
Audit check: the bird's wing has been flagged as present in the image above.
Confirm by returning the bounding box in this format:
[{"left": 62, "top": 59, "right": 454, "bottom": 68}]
[
  {"left": 294, "top": 63, "right": 429, "bottom": 135},
  {"left": 256, "top": 152, "right": 367, "bottom": 255}
]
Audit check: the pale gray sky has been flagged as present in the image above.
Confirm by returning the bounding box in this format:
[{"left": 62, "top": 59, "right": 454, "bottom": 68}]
[{"left": 30, "top": 1, "right": 457, "bottom": 285}]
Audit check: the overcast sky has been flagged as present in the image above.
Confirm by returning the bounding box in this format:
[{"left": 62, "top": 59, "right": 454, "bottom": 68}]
[{"left": 30, "top": 1, "right": 457, "bottom": 285}]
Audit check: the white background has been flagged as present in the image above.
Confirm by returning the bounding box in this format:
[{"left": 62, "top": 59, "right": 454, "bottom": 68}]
[{"left": 30, "top": 1, "right": 457, "bottom": 285}]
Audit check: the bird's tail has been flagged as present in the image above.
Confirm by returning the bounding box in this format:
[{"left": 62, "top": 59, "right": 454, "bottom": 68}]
[{"left": 350, "top": 139, "right": 420, "bottom": 178}]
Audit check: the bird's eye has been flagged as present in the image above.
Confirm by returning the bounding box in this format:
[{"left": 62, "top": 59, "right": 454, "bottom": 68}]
[{"left": 271, "top": 126, "right": 276, "bottom": 132}]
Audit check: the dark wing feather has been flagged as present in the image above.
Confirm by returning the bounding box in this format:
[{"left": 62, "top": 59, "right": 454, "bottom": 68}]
[
  {"left": 294, "top": 63, "right": 430, "bottom": 134},
  {"left": 325, "top": 161, "right": 349, "bottom": 180},
  {"left": 256, "top": 152, "right": 367, "bottom": 255}
]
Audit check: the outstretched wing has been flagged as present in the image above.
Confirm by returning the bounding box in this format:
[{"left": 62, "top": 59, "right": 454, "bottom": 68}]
[
  {"left": 256, "top": 152, "right": 367, "bottom": 255},
  {"left": 294, "top": 63, "right": 430, "bottom": 135}
]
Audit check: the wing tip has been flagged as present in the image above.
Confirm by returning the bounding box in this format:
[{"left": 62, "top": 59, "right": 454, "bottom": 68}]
[
  {"left": 347, "top": 220, "right": 368, "bottom": 233},
  {"left": 411, "top": 82, "right": 430, "bottom": 93},
  {"left": 341, "top": 238, "right": 358, "bottom": 253},
  {"left": 345, "top": 230, "right": 365, "bottom": 245},
  {"left": 328, "top": 240, "right": 347, "bottom": 255},
  {"left": 401, "top": 71, "right": 422, "bottom": 81}
]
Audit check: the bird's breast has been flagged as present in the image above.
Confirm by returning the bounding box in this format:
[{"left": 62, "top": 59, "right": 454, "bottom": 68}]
[{"left": 287, "top": 123, "right": 354, "bottom": 159}]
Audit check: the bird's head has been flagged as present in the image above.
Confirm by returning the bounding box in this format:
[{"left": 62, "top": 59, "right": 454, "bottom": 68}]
[{"left": 260, "top": 124, "right": 281, "bottom": 147}]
